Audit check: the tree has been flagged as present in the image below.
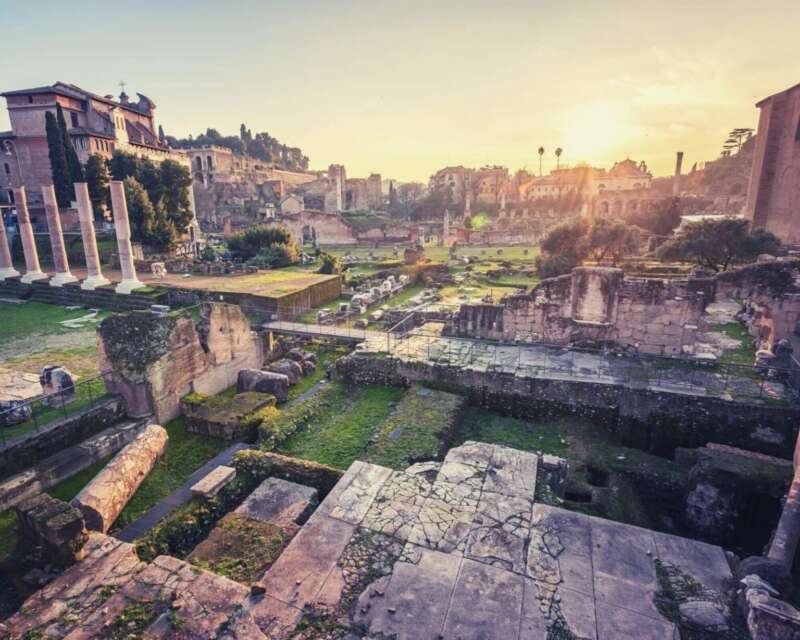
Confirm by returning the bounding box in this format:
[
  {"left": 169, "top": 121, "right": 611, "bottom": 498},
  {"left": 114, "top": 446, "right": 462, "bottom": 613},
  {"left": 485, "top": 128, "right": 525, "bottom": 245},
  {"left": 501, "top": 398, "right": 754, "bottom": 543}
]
[
  {"left": 538, "top": 146, "right": 545, "bottom": 176},
  {"left": 535, "top": 217, "right": 589, "bottom": 277},
  {"left": 657, "top": 217, "right": 780, "bottom": 272},
  {"left": 158, "top": 125, "right": 165, "bottom": 142},
  {"left": 84, "top": 154, "right": 110, "bottom": 213},
  {"left": 45, "top": 111, "right": 72, "bottom": 207},
  {"left": 626, "top": 199, "right": 682, "bottom": 237},
  {"left": 123, "top": 176, "right": 177, "bottom": 251},
  {"left": 555, "top": 147, "right": 563, "bottom": 169},
  {"left": 388, "top": 181, "right": 398, "bottom": 211},
  {"left": 109, "top": 150, "right": 141, "bottom": 181},
  {"left": 318, "top": 251, "right": 342, "bottom": 275},
  {"left": 56, "top": 104, "right": 83, "bottom": 185},
  {"left": 584, "top": 217, "right": 641, "bottom": 265},
  {"left": 158, "top": 159, "right": 193, "bottom": 233},
  {"left": 227, "top": 226, "right": 297, "bottom": 262}
]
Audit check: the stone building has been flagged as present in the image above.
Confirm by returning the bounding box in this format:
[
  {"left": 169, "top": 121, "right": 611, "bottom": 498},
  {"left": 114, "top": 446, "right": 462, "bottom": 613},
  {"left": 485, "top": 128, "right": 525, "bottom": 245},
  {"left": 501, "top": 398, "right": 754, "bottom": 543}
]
[
  {"left": 745, "top": 81, "right": 800, "bottom": 245},
  {"left": 0, "top": 82, "right": 187, "bottom": 209}
]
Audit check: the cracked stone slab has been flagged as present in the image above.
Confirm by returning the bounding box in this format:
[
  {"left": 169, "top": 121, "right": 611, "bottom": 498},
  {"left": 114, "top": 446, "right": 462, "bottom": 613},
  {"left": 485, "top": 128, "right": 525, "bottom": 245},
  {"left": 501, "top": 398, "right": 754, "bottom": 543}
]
[
  {"left": 482, "top": 445, "right": 538, "bottom": 500},
  {"left": 521, "top": 578, "right": 598, "bottom": 640},
  {"left": 589, "top": 516, "right": 658, "bottom": 588},
  {"left": 361, "top": 471, "right": 432, "bottom": 539},
  {"left": 436, "top": 460, "right": 488, "bottom": 490},
  {"left": 466, "top": 493, "right": 533, "bottom": 574},
  {"left": 443, "top": 441, "right": 496, "bottom": 469},
  {"left": 361, "top": 546, "right": 460, "bottom": 639},
  {"left": 317, "top": 460, "right": 393, "bottom": 525},
  {"left": 406, "top": 495, "right": 476, "bottom": 553},
  {"left": 442, "top": 557, "right": 524, "bottom": 640},
  {"left": 244, "top": 594, "right": 302, "bottom": 640},
  {"left": 259, "top": 514, "right": 355, "bottom": 609}
]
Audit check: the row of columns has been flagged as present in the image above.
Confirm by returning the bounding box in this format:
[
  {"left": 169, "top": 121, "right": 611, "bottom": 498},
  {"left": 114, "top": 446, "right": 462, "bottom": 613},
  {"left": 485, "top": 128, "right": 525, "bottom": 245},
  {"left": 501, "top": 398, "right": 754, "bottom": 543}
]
[{"left": 0, "top": 181, "right": 143, "bottom": 294}]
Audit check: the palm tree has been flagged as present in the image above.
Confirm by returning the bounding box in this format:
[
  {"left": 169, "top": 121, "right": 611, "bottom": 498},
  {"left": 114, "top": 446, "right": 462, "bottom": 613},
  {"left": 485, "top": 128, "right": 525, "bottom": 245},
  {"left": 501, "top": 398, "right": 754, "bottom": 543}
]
[
  {"left": 555, "top": 147, "right": 563, "bottom": 169},
  {"left": 538, "top": 147, "right": 545, "bottom": 176}
]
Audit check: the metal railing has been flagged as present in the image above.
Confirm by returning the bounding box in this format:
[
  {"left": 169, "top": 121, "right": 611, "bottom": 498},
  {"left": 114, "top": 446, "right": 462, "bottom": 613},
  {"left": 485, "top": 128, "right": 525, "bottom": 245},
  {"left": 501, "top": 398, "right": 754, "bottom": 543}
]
[{"left": 0, "top": 371, "right": 113, "bottom": 449}]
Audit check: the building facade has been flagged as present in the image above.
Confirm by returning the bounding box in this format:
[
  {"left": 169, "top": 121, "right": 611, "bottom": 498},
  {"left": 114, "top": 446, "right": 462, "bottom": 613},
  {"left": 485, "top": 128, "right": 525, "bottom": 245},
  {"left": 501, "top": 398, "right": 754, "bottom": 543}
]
[
  {"left": 0, "top": 82, "right": 188, "bottom": 209},
  {"left": 745, "top": 81, "right": 800, "bottom": 245}
]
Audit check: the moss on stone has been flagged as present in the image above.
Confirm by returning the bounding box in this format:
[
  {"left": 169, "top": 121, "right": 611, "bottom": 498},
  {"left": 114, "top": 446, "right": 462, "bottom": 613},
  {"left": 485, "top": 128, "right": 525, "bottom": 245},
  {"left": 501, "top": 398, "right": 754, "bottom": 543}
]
[
  {"left": 99, "top": 312, "right": 179, "bottom": 379},
  {"left": 106, "top": 600, "right": 164, "bottom": 640}
]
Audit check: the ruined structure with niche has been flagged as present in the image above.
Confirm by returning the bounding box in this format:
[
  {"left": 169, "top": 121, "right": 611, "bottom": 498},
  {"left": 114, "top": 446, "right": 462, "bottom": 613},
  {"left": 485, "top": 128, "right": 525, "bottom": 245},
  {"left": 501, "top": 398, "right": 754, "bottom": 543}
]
[{"left": 98, "top": 302, "right": 263, "bottom": 423}]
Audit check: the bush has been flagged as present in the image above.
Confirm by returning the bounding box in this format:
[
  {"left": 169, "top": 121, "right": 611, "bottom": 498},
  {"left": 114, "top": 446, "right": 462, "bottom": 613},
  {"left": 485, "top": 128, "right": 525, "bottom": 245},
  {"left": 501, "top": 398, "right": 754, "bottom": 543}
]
[
  {"left": 534, "top": 253, "right": 580, "bottom": 278},
  {"left": 227, "top": 226, "right": 295, "bottom": 261},
  {"left": 245, "top": 242, "right": 300, "bottom": 269},
  {"left": 317, "top": 252, "right": 342, "bottom": 275}
]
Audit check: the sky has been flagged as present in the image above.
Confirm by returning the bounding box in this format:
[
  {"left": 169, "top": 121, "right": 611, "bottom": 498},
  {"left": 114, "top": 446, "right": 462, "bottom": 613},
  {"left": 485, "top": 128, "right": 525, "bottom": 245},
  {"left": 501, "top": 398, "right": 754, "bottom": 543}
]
[{"left": 2, "top": 0, "right": 798, "bottom": 182}]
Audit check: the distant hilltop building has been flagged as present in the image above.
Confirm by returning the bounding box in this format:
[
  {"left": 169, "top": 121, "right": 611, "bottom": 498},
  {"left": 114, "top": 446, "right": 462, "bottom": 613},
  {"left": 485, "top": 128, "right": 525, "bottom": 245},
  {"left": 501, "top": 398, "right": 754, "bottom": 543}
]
[
  {"left": 0, "top": 81, "right": 188, "bottom": 208},
  {"left": 745, "top": 81, "right": 800, "bottom": 245}
]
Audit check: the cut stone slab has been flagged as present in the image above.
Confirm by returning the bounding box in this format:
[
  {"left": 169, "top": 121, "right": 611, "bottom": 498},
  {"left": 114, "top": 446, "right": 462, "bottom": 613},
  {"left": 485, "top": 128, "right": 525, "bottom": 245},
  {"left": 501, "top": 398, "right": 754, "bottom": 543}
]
[
  {"left": 590, "top": 516, "right": 658, "bottom": 588},
  {"left": 320, "top": 460, "right": 393, "bottom": 524},
  {"left": 521, "top": 578, "right": 598, "bottom": 640},
  {"left": 191, "top": 464, "right": 236, "bottom": 499},
  {"left": 235, "top": 476, "right": 318, "bottom": 527},
  {"left": 596, "top": 602, "right": 679, "bottom": 639},
  {"left": 442, "top": 557, "right": 525, "bottom": 640}
]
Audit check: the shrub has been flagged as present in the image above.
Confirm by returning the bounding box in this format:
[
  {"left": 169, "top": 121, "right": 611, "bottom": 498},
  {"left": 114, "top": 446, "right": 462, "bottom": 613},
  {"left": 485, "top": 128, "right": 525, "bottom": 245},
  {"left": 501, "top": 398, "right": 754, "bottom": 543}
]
[{"left": 227, "top": 226, "right": 295, "bottom": 261}]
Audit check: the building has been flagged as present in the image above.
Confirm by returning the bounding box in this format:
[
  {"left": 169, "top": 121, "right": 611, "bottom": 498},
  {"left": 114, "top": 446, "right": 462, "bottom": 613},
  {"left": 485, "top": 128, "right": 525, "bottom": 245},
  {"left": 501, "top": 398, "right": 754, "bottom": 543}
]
[
  {"left": 745, "top": 81, "right": 800, "bottom": 244},
  {"left": 0, "top": 81, "right": 187, "bottom": 209},
  {"left": 428, "top": 166, "right": 471, "bottom": 202}
]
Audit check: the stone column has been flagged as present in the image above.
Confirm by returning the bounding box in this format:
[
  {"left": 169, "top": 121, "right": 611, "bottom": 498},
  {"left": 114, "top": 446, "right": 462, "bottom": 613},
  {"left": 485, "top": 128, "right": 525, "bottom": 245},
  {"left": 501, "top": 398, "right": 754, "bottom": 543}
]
[
  {"left": 109, "top": 180, "right": 144, "bottom": 294},
  {"left": 42, "top": 184, "right": 77, "bottom": 287},
  {"left": 0, "top": 208, "right": 20, "bottom": 280},
  {"left": 14, "top": 186, "right": 48, "bottom": 283},
  {"left": 768, "top": 432, "right": 800, "bottom": 569},
  {"left": 74, "top": 183, "right": 110, "bottom": 290}
]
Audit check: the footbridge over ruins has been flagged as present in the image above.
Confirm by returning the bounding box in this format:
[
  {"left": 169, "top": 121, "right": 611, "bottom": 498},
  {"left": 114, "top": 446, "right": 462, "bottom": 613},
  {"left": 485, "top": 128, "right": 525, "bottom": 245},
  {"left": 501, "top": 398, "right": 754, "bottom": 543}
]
[{"left": 261, "top": 320, "right": 387, "bottom": 345}]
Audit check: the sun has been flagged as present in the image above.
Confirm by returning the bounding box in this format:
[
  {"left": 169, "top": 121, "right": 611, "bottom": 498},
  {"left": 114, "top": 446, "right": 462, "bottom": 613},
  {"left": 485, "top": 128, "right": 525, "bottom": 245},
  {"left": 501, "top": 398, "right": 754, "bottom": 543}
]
[{"left": 561, "top": 101, "right": 632, "bottom": 162}]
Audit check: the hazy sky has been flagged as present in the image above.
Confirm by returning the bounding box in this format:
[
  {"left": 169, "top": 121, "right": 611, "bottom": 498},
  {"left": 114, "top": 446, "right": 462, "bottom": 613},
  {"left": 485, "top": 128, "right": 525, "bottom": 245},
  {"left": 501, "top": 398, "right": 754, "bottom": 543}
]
[{"left": 2, "top": 0, "right": 798, "bottom": 181}]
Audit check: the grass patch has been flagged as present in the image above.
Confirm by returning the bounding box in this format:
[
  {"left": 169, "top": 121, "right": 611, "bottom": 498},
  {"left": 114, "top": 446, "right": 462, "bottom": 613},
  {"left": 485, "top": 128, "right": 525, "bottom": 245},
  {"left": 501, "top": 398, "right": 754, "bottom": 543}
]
[
  {"left": 188, "top": 514, "right": 292, "bottom": 584},
  {"left": 452, "top": 407, "right": 569, "bottom": 458},
  {"left": 47, "top": 455, "right": 113, "bottom": 502},
  {"left": 0, "top": 509, "right": 16, "bottom": 561},
  {"left": 110, "top": 417, "right": 228, "bottom": 532},
  {"left": 278, "top": 382, "right": 405, "bottom": 469},
  {"left": 0, "top": 301, "right": 108, "bottom": 342},
  {"left": 711, "top": 322, "right": 756, "bottom": 366},
  {"left": 365, "top": 386, "right": 466, "bottom": 469},
  {"left": 286, "top": 344, "right": 350, "bottom": 401}
]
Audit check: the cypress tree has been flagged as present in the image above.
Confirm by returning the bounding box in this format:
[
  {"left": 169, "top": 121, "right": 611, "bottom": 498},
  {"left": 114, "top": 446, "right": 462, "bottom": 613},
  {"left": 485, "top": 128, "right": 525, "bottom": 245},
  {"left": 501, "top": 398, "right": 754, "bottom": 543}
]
[
  {"left": 84, "top": 154, "right": 110, "bottom": 213},
  {"left": 56, "top": 104, "right": 83, "bottom": 186},
  {"left": 45, "top": 111, "right": 72, "bottom": 207},
  {"left": 158, "top": 125, "right": 165, "bottom": 142}
]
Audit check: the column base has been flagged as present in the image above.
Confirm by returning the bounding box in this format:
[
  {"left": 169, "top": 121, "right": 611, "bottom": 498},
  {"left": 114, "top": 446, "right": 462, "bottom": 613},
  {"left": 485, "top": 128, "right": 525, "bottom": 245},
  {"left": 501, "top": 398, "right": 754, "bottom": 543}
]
[
  {"left": 115, "top": 278, "right": 145, "bottom": 295},
  {"left": 21, "top": 270, "right": 49, "bottom": 283},
  {"left": 81, "top": 275, "right": 112, "bottom": 290},
  {"left": 0, "top": 267, "right": 21, "bottom": 280},
  {"left": 49, "top": 272, "right": 79, "bottom": 287}
]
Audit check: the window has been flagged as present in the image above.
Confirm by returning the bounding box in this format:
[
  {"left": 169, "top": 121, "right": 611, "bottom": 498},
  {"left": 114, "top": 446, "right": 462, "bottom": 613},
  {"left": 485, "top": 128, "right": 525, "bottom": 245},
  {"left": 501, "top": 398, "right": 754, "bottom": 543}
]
[
  {"left": 3, "top": 163, "right": 9, "bottom": 175},
  {"left": 196, "top": 157, "right": 203, "bottom": 171},
  {"left": 207, "top": 155, "right": 213, "bottom": 170},
  {"left": 28, "top": 95, "right": 33, "bottom": 104},
  {"left": 70, "top": 112, "right": 78, "bottom": 128}
]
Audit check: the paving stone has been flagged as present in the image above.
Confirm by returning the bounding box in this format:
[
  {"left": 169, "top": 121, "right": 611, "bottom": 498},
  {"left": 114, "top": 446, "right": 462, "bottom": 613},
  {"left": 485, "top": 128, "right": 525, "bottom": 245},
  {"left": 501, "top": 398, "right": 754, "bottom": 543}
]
[
  {"left": 594, "top": 572, "right": 662, "bottom": 621},
  {"left": 590, "top": 516, "right": 658, "bottom": 587},
  {"left": 651, "top": 530, "right": 732, "bottom": 593},
  {"left": 321, "top": 461, "right": 393, "bottom": 525},
  {"left": 467, "top": 493, "right": 533, "bottom": 574},
  {"left": 245, "top": 594, "right": 302, "bottom": 640},
  {"left": 442, "top": 558, "right": 524, "bottom": 640},
  {"left": 235, "top": 476, "right": 318, "bottom": 527},
  {"left": 483, "top": 445, "right": 538, "bottom": 500},
  {"left": 260, "top": 514, "right": 356, "bottom": 608},
  {"left": 443, "top": 441, "right": 495, "bottom": 469},
  {"left": 596, "top": 602, "right": 679, "bottom": 639},
  {"left": 364, "top": 547, "right": 461, "bottom": 640},
  {"left": 521, "top": 578, "right": 598, "bottom": 640},
  {"left": 361, "top": 471, "right": 431, "bottom": 539},
  {"left": 407, "top": 495, "right": 476, "bottom": 553}
]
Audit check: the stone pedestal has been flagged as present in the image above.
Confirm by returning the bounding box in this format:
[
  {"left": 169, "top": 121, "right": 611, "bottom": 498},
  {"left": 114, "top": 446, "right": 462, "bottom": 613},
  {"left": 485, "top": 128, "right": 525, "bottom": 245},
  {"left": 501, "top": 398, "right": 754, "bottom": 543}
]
[
  {"left": 0, "top": 206, "right": 20, "bottom": 279},
  {"left": 42, "top": 185, "right": 78, "bottom": 287},
  {"left": 14, "top": 186, "right": 48, "bottom": 283},
  {"left": 109, "top": 181, "right": 143, "bottom": 294},
  {"left": 73, "top": 183, "right": 110, "bottom": 290}
]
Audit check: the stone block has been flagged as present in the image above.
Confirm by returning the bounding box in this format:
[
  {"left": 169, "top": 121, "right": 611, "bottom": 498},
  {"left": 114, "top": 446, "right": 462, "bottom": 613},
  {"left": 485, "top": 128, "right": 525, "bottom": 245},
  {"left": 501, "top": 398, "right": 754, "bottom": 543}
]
[
  {"left": 235, "top": 476, "right": 318, "bottom": 527},
  {"left": 15, "top": 493, "right": 87, "bottom": 565},
  {"left": 190, "top": 465, "right": 236, "bottom": 499},
  {"left": 39, "top": 366, "right": 76, "bottom": 407},
  {"left": 266, "top": 359, "right": 303, "bottom": 385},
  {"left": 237, "top": 368, "right": 290, "bottom": 403},
  {"left": 0, "top": 399, "right": 32, "bottom": 426},
  {"left": 184, "top": 392, "right": 275, "bottom": 440}
]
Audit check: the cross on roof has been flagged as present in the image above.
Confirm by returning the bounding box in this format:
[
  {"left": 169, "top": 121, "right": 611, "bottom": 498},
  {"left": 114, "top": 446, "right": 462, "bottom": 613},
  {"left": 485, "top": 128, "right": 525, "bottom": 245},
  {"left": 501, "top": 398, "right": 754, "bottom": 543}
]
[{"left": 119, "top": 80, "right": 127, "bottom": 92}]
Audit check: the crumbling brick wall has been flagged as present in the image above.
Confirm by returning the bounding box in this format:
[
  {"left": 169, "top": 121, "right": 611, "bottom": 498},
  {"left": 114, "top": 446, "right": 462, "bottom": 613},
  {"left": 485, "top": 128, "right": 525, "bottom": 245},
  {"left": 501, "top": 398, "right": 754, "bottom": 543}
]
[{"left": 449, "top": 267, "right": 711, "bottom": 355}]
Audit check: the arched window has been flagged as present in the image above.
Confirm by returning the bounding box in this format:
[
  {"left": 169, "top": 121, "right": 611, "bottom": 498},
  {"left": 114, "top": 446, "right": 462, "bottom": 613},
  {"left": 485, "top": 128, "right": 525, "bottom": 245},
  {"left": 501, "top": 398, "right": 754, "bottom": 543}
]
[
  {"left": 207, "top": 155, "right": 213, "bottom": 170},
  {"left": 3, "top": 162, "right": 9, "bottom": 175},
  {"left": 195, "top": 156, "right": 203, "bottom": 171}
]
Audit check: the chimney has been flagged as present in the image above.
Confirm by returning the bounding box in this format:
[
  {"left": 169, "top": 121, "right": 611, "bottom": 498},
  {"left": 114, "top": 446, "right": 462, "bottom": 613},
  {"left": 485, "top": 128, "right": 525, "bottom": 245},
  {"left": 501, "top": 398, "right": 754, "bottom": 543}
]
[{"left": 673, "top": 151, "right": 684, "bottom": 197}]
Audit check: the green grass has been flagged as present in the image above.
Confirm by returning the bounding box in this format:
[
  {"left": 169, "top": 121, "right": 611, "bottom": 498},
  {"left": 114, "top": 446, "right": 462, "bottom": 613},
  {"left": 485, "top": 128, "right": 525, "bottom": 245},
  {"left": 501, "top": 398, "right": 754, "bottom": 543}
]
[
  {"left": 278, "top": 382, "right": 405, "bottom": 469},
  {"left": 287, "top": 344, "right": 350, "bottom": 401},
  {"left": 110, "top": 417, "right": 228, "bottom": 532},
  {"left": 711, "top": 322, "right": 757, "bottom": 366},
  {"left": 0, "top": 509, "right": 16, "bottom": 561},
  {"left": 452, "top": 407, "right": 570, "bottom": 458},
  {"left": 365, "top": 386, "right": 465, "bottom": 469},
  {"left": 0, "top": 301, "right": 108, "bottom": 342},
  {"left": 1, "top": 377, "right": 109, "bottom": 441},
  {"left": 47, "top": 455, "right": 113, "bottom": 502}
]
